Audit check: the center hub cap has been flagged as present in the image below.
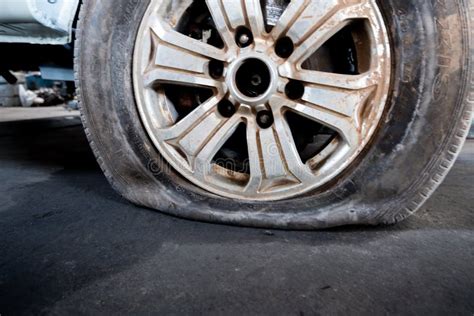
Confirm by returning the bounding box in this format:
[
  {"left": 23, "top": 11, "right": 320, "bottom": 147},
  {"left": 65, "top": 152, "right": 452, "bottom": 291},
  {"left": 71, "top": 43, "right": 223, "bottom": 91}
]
[
  {"left": 226, "top": 54, "right": 278, "bottom": 107},
  {"left": 236, "top": 59, "right": 270, "bottom": 97}
]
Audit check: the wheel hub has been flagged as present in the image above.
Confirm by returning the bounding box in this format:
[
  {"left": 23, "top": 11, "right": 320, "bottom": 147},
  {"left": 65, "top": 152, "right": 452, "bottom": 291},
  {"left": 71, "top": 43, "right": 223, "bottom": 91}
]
[{"left": 226, "top": 53, "right": 278, "bottom": 107}]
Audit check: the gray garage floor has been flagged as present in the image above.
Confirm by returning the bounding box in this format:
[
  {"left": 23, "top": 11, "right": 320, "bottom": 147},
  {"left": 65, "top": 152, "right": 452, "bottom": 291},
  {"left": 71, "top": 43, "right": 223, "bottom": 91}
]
[{"left": 0, "top": 109, "right": 473, "bottom": 315}]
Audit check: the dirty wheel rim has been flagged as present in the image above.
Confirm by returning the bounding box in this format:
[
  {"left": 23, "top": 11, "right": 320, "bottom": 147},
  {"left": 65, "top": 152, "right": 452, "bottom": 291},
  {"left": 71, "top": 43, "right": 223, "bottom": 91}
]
[{"left": 133, "top": 0, "right": 391, "bottom": 201}]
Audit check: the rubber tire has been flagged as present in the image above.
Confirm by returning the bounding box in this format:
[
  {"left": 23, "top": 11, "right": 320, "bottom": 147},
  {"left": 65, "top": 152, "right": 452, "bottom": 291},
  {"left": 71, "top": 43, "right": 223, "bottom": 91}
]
[{"left": 75, "top": 0, "right": 473, "bottom": 229}]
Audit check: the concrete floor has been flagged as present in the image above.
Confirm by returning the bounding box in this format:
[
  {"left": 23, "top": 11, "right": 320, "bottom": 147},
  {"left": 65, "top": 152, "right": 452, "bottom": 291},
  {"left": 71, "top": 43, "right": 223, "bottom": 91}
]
[
  {"left": 0, "top": 109, "right": 473, "bottom": 315},
  {"left": 0, "top": 106, "right": 79, "bottom": 122}
]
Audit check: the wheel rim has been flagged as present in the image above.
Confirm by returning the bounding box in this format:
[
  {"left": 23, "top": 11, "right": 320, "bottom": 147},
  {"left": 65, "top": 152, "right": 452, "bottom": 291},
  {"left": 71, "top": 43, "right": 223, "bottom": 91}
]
[{"left": 133, "top": 0, "right": 391, "bottom": 201}]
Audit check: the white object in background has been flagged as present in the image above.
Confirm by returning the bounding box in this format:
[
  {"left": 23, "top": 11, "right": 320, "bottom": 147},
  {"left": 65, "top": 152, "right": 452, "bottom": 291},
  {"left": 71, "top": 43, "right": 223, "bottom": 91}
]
[{"left": 19, "top": 85, "right": 44, "bottom": 107}]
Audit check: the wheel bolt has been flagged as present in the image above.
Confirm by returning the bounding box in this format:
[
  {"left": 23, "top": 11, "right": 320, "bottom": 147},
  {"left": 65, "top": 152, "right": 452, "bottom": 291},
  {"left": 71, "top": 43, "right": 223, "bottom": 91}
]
[
  {"left": 218, "top": 99, "right": 236, "bottom": 118},
  {"left": 275, "top": 36, "right": 294, "bottom": 58},
  {"left": 209, "top": 59, "right": 224, "bottom": 79},
  {"left": 257, "top": 110, "right": 274, "bottom": 129},
  {"left": 285, "top": 80, "right": 305, "bottom": 100},
  {"left": 235, "top": 26, "right": 253, "bottom": 48},
  {"left": 239, "top": 34, "right": 250, "bottom": 45}
]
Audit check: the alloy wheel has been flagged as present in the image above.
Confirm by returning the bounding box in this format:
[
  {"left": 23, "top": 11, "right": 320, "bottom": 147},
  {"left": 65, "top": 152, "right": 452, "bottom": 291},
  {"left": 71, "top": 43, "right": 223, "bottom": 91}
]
[{"left": 133, "top": 0, "right": 391, "bottom": 201}]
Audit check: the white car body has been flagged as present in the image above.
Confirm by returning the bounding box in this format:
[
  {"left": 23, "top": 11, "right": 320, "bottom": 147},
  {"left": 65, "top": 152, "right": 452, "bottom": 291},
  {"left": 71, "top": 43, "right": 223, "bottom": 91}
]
[{"left": 0, "top": 0, "right": 80, "bottom": 44}]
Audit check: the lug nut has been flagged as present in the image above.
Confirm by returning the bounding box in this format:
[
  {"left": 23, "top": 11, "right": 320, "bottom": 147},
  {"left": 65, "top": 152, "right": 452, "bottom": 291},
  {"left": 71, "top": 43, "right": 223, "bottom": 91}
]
[
  {"left": 209, "top": 59, "right": 224, "bottom": 79},
  {"left": 218, "top": 99, "right": 236, "bottom": 118},
  {"left": 285, "top": 80, "right": 305, "bottom": 100},
  {"left": 257, "top": 110, "right": 274, "bottom": 129},
  {"left": 239, "top": 34, "right": 250, "bottom": 46},
  {"left": 275, "top": 36, "right": 294, "bottom": 58},
  {"left": 235, "top": 26, "right": 253, "bottom": 48}
]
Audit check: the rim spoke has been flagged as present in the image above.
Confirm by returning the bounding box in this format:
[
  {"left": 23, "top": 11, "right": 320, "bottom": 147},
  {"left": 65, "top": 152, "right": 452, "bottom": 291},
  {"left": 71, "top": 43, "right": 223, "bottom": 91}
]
[
  {"left": 291, "top": 3, "right": 370, "bottom": 65},
  {"left": 154, "top": 42, "right": 210, "bottom": 75},
  {"left": 220, "top": 1, "right": 246, "bottom": 29},
  {"left": 274, "top": 1, "right": 371, "bottom": 65},
  {"left": 245, "top": 119, "right": 264, "bottom": 192},
  {"left": 158, "top": 96, "right": 221, "bottom": 141},
  {"left": 150, "top": 15, "right": 227, "bottom": 61},
  {"left": 143, "top": 67, "right": 221, "bottom": 89},
  {"left": 303, "top": 3, "right": 369, "bottom": 64},
  {"left": 195, "top": 115, "right": 242, "bottom": 172},
  {"left": 271, "top": 95, "right": 360, "bottom": 149},
  {"left": 178, "top": 111, "right": 223, "bottom": 158},
  {"left": 205, "top": 0, "right": 240, "bottom": 51},
  {"left": 160, "top": 98, "right": 241, "bottom": 170},
  {"left": 272, "top": 112, "right": 314, "bottom": 182},
  {"left": 271, "top": 0, "right": 339, "bottom": 42},
  {"left": 270, "top": 0, "right": 308, "bottom": 41},
  {"left": 280, "top": 68, "right": 379, "bottom": 90},
  {"left": 302, "top": 84, "right": 374, "bottom": 119},
  {"left": 245, "top": 119, "right": 301, "bottom": 193},
  {"left": 206, "top": 0, "right": 266, "bottom": 41},
  {"left": 244, "top": 0, "right": 266, "bottom": 38}
]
